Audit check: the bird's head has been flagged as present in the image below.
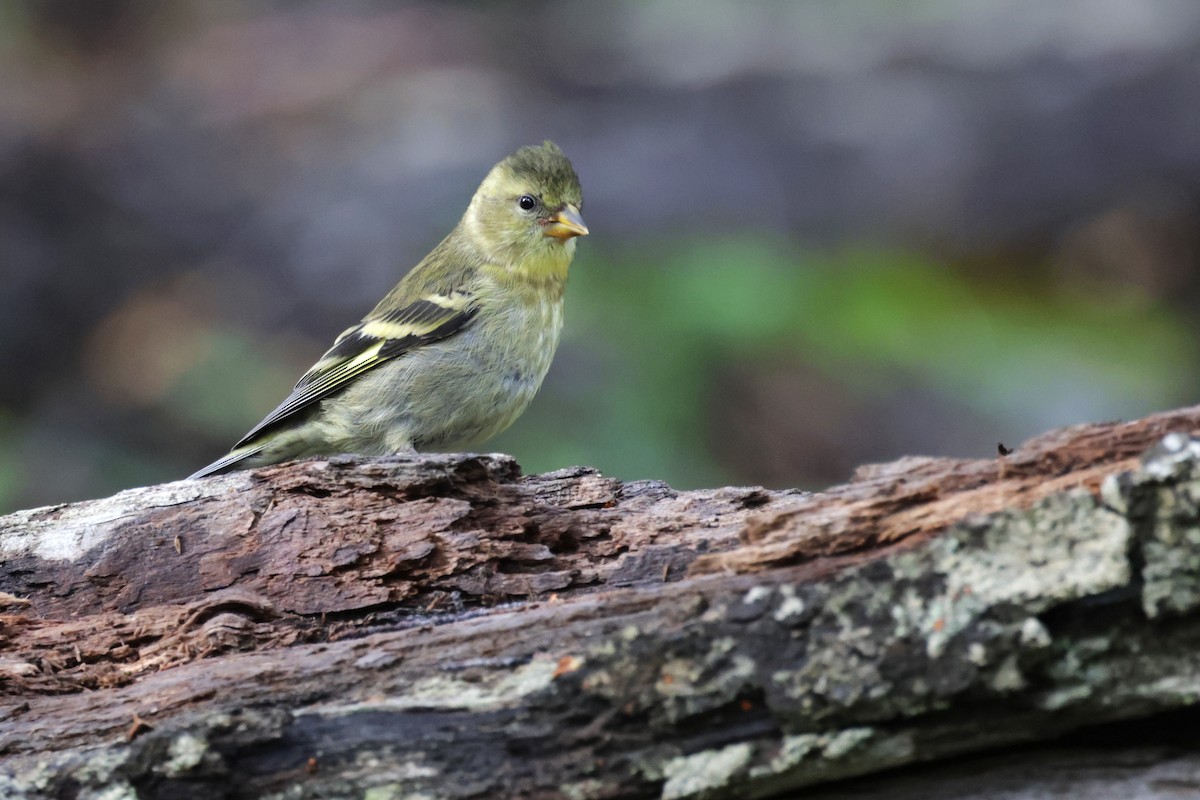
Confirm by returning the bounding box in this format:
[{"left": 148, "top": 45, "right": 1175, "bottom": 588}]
[{"left": 465, "top": 141, "right": 587, "bottom": 280}]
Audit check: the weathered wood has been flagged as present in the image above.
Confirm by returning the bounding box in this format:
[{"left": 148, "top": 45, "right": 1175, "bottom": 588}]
[
  {"left": 808, "top": 730, "right": 1200, "bottom": 800},
  {"left": 2, "top": 406, "right": 1200, "bottom": 798}
]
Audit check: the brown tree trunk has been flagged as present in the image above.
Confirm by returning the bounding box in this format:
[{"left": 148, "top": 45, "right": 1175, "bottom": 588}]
[{"left": 4, "top": 406, "right": 1200, "bottom": 799}]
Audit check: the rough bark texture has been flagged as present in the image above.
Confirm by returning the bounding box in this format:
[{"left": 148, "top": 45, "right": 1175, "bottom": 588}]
[{"left": 3, "top": 406, "right": 1200, "bottom": 799}]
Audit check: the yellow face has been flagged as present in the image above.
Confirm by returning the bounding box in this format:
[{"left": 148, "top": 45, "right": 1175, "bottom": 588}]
[{"left": 465, "top": 144, "right": 587, "bottom": 274}]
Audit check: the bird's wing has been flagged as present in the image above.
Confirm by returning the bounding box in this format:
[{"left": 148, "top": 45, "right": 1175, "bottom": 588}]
[{"left": 232, "top": 290, "right": 478, "bottom": 447}]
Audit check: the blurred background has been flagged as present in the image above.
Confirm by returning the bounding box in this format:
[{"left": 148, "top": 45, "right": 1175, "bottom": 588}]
[{"left": 2, "top": 0, "right": 1199, "bottom": 513}]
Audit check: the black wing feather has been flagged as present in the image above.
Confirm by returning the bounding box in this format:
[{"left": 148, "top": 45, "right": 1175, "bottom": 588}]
[{"left": 231, "top": 300, "right": 478, "bottom": 448}]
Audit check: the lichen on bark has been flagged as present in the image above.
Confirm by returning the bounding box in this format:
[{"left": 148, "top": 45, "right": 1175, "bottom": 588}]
[{"left": 4, "top": 409, "right": 1200, "bottom": 798}]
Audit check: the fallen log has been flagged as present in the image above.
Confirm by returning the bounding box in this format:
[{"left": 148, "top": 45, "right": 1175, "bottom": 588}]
[{"left": 3, "top": 406, "right": 1200, "bottom": 798}]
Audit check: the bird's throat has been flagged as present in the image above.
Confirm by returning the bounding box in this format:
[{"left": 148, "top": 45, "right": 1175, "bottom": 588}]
[{"left": 491, "top": 240, "right": 573, "bottom": 295}]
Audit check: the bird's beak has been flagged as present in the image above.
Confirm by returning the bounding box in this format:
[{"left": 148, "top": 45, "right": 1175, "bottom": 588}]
[{"left": 542, "top": 204, "right": 589, "bottom": 239}]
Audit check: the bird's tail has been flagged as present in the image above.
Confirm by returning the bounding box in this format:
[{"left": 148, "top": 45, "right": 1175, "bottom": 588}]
[{"left": 188, "top": 443, "right": 269, "bottom": 480}]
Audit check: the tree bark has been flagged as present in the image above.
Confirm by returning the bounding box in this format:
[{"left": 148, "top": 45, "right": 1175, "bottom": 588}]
[{"left": 3, "top": 406, "right": 1200, "bottom": 799}]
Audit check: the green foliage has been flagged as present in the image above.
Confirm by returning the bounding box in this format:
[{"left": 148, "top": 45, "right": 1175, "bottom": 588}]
[
  {"left": 6, "top": 235, "right": 1192, "bottom": 515},
  {"left": 495, "top": 236, "right": 1197, "bottom": 487}
]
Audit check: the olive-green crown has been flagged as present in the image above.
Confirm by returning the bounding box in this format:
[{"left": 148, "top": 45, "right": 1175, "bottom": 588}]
[{"left": 503, "top": 141, "right": 582, "bottom": 203}]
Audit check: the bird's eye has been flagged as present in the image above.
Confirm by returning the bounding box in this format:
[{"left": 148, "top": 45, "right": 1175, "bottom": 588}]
[{"left": 518, "top": 195, "right": 538, "bottom": 211}]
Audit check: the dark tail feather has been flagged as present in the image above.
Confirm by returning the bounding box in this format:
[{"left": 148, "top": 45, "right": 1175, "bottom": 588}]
[{"left": 188, "top": 444, "right": 268, "bottom": 480}]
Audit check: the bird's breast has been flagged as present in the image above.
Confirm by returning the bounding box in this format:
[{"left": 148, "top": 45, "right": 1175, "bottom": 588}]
[{"left": 482, "top": 295, "right": 563, "bottom": 383}]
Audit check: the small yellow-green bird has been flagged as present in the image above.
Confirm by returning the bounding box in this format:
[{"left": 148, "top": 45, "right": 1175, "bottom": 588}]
[{"left": 190, "top": 142, "right": 587, "bottom": 479}]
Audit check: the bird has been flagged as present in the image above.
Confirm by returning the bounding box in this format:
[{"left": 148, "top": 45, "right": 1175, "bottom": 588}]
[{"left": 190, "top": 141, "right": 587, "bottom": 479}]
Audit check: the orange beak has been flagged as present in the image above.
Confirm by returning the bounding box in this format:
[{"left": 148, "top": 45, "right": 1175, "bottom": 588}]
[{"left": 542, "top": 204, "right": 589, "bottom": 239}]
